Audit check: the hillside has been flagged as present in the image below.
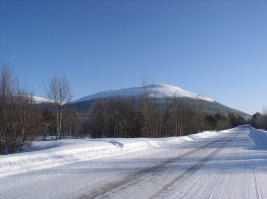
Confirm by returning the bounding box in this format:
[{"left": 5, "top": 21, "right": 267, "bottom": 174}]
[
  {"left": 68, "top": 84, "right": 250, "bottom": 119},
  {"left": 71, "top": 84, "right": 214, "bottom": 103}
]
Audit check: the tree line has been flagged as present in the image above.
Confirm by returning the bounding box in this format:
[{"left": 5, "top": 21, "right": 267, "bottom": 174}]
[
  {"left": 0, "top": 64, "right": 247, "bottom": 154},
  {"left": 77, "top": 97, "right": 246, "bottom": 138},
  {"left": 0, "top": 64, "right": 73, "bottom": 154},
  {"left": 251, "top": 112, "right": 267, "bottom": 130}
]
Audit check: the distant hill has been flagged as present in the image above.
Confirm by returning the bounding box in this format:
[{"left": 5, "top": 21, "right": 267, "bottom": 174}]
[
  {"left": 71, "top": 84, "right": 214, "bottom": 103},
  {"left": 68, "top": 84, "right": 250, "bottom": 119}
]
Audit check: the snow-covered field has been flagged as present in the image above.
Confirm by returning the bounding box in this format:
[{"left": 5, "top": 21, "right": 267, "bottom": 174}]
[{"left": 1, "top": 125, "right": 267, "bottom": 199}]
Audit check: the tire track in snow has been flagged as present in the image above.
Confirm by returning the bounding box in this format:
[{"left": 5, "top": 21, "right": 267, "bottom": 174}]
[
  {"left": 150, "top": 133, "right": 237, "bottom": 199},
  {"left": 191, "top": 143, "right": 238, "bottom": 199},
  {"left": 251, "top": 152, "right": 263, "bottom": 199},
  {"left": 79, "top": 133, "right": 237, "bottom": 199}
]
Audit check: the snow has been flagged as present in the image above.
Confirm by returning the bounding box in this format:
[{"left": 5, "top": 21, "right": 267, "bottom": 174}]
[
  {"left": 71, "top": 84, "right": 214, "bottom": 103},
  {"left": 0, "top": 130, "right": 221, "bottom": 177},
  {"left": 32, "top": 96, "right": 52, "bottom": 104},
  {"left": 1, "top": 126, "right": 267, "bottom": 199}
]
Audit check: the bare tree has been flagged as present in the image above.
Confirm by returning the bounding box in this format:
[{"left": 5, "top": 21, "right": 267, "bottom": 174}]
[
  {"left": 46, "top": 75, "right": 72, "bottom": 138},
  {"left": 41, "top": 109, "right": 56, "bottom": 140},
  {"left": 139, "top": 79, "right": 152, "bottom": 137},
  {"left": 0, "top": 64, "right": 40, "bottom": 154}
]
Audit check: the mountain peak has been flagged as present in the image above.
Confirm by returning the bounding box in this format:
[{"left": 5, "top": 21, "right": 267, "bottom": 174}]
[
  {"left": 144, "top": 84, "right": 214, "bottom": 102},
  {"left": 72, "top": 84, "right": 214, "bottom": 103}
]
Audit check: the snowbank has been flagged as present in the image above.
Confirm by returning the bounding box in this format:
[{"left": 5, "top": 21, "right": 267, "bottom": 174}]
[{"left": 0, "top": 128, "right": 235, "bottom": 177}]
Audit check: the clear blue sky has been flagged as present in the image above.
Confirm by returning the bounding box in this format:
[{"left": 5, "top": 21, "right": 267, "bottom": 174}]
[{"left": 1, "top": 0, "right": 267, "bottom": 115}]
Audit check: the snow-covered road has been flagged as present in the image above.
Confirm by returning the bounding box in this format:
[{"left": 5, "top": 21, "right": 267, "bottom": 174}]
[{"left": 1, "top": 126, "right": 267, "bottom": 199}]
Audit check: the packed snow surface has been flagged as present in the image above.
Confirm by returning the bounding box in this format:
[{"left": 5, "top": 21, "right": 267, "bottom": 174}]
[
  {"left": 72, "top": 84, "right": 214, "bottom": 103},
  {"left": 1, "top": 125, "right": 267, "bottom": 199}
]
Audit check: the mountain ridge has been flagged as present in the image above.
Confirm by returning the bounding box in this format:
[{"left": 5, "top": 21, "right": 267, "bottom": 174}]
[
  {"left": 71, "top": 84, "right": 214, "bottom": 104},
  {"left": 67, "top": 84, "right": 250, "bottom": 120}
]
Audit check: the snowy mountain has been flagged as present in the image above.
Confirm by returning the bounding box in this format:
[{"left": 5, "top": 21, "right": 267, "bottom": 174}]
[
  {"left": 72, "top": 84, "right": 214, "bottom": 103},
  {"left": 33, "top": 96, "right": 52, "bottom": 104},
  {"left": 68, "top": 84, "right": 250, "bottom": 119}
]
